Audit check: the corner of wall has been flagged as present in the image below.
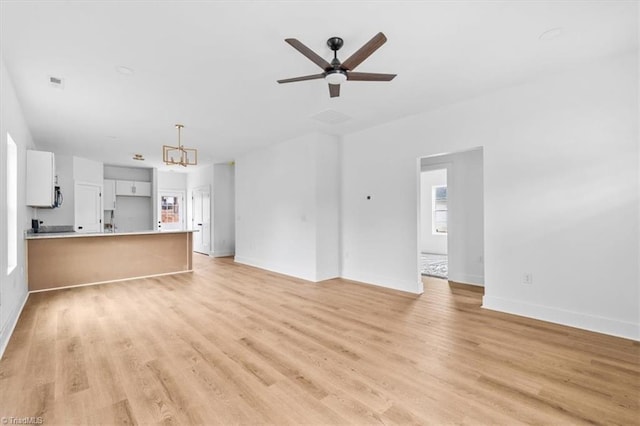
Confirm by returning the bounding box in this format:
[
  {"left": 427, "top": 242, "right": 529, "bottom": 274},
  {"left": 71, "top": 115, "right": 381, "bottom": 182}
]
[
  {"left": 0, "top": 291, "right": 28, "bottom": 358},
  {"left": 0, "top": 56, "right": 36, "bottom": 358}
]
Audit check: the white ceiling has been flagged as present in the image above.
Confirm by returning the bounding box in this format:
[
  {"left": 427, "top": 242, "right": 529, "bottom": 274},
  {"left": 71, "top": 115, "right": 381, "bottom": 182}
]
[{"left": 1, "top": 1, "right": 637, "bottom": 171}]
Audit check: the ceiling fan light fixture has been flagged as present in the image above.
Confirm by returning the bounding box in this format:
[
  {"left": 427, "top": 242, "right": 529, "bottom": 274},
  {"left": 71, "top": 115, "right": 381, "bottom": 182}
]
[{"left": 325, "top": 70, "right": 347, "bottom": 85}]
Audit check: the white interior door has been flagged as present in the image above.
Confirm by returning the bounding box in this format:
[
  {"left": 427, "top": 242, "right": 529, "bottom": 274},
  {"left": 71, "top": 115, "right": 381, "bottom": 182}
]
[
  {"left": 192, "top": 187, "right": 211, "bottom": 254},
  {"left": 75, "top": 182, "right": 102, "bottom": 233},
  {"left": 158, "top": 191, "right": 185, "bottom": 231}
]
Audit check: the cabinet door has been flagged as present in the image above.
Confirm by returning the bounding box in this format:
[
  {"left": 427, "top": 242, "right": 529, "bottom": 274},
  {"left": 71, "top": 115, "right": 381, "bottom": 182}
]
[
  {"left": 134, "top": 181, "right": 152, "bottom": 197},
  {"left": 103, "top": 179, "right": 116, "bottom": 210},
  {"left": 26, "top": 150, "right": 55, "bottom": 207},
  {"left": 115, "top": 180, "right": 133, "bottom": 196}
]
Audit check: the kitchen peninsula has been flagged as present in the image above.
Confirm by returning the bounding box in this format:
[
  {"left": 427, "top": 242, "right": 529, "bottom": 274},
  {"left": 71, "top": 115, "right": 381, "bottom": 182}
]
[{"left": 25, "top": 230, "right": 195, "bottom": 291}]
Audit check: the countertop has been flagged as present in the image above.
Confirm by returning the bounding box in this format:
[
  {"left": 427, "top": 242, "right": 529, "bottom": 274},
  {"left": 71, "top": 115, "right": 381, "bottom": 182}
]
[{"left": 25, "top": 229, "right": 197, "bottom": 240}]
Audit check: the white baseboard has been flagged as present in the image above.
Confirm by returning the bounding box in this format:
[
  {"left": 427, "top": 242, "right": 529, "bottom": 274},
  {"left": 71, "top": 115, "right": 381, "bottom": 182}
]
[
  {"left": 0, "top": 291, "right": 29, "bottom": 360},
  {"left": 448, "top": 272, "right": 484, "bottom": 287},
  {"left": 483, "top": 295, "right": 639, "bottom": 341},
  {"left": 234, "top": 256, "right": 316, "bottom": 282},
  {"left": 211, "top": 250, "right": 235, "bottom": 258},
  {"left": 342, "top": 270, "right": 424, "bottom": 294}
]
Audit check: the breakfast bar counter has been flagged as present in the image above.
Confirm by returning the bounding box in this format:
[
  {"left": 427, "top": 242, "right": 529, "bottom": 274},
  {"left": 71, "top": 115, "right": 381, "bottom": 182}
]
[{"left": 26, "top": 230, "right": 195, "bottom": 291}]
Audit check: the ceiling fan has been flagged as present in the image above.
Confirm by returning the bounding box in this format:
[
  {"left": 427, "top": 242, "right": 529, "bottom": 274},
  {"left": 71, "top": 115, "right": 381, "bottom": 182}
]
[{"left": 277, "top": 32, "right": 396, "bottom": 98}]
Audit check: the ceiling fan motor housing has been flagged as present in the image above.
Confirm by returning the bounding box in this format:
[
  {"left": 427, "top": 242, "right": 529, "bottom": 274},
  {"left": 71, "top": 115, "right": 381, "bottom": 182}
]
[{"left": 327, "top": 37, "right": 344, "bottom": 52}]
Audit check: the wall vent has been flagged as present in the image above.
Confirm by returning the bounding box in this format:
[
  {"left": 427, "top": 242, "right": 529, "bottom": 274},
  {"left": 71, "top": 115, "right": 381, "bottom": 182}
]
[{"left": 49, "top": 76, "right": 64, "bottom": 88}]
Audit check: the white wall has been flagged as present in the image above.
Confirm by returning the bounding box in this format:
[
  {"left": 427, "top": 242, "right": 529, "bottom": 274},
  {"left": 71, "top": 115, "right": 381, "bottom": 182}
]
[
  {"left": 74, "top": 156, "right": 103, "bottom": 185},
  {"left": 341, "top": 53, "right": 638, "bottom": 339},
  {"left": 0, "top": 58, "right": 35, "bottom": 357},
  {"left": 235, "top": 133, "right": 340, "bottom": 282},
  {"left": 315, "top": 134, "right": 340, "bottom": 280},
  {"left": 157, "top": 170, "right": 187, "bottom": 191},
  {"left": 420, "top": 168, "right": 447, "bottom": 255},
  {"left": 104, "top": 165, "right": 151, "bottom": 181},
  {"left": 448, "top": 149, "right": 484, "bottom": 286},
  {"left": 213, "top": 164, "right": 235, "bottom": 257}
]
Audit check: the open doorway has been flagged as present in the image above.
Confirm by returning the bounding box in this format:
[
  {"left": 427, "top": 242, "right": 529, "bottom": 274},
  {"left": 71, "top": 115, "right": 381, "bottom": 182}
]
[
  {"left": 419, "top": 167, "right": 448, "bottom": 279},
  {"left": 418, "top": 148, "right": 484, "bottom": 287}
]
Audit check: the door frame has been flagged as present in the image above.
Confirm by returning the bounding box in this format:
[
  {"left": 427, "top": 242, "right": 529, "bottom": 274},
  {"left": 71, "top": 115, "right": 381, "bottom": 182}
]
[{"left": 191, "top": 185, "right": 211, "bottom": 255}]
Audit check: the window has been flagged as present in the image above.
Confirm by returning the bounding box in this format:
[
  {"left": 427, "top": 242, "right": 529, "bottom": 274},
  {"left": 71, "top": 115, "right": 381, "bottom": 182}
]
[
  {"left": 432, "top": 185, "right": 447, "bottom": 235},
  {"left": 7, "top": 133, "right": 17, "bottom": 274},
  {"left": 161, "top": 195, "right": 180, "bottom": 223}
]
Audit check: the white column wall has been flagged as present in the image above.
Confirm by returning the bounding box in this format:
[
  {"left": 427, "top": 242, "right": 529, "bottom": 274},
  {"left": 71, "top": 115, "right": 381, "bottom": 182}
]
[{"left": 341, "top": 53, "right": 638, "bottom": 339}]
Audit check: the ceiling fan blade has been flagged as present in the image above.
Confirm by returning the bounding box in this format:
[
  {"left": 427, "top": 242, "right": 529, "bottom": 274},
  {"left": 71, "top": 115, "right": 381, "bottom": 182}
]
[
  {"left": 277, "top": 73, "right": 325, "bottom": 84},
  {"left": 341, "top": 32, "right": 387, "bottom": 71},
  {"left": 285, "top": 38, "right": 331, "bottom": 70},
  {"left": 347, "top": 72, "right": 396, "bottom": 81},
  {"left": 329, "top": 83, "right": 340, "bottom": 98}
]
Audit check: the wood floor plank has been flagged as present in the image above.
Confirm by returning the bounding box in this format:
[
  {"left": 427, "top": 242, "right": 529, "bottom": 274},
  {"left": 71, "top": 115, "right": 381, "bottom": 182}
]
[{"left": 0, "top": 254, "right": 638, "bottom": 425}]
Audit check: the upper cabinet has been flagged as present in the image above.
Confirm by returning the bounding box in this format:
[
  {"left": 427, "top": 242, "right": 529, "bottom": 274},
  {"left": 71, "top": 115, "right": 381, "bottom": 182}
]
[
  {"left": 26, "top": 150, "right": 55, "bottom": 207},
  {"left": 115, "top": 180, "right": 151, "bottom": 197}
]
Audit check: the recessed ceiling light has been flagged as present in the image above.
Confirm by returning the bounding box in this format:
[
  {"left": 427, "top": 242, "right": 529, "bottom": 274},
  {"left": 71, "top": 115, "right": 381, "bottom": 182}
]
[
  {"left": 116, "top": 66, "right": 134, "bottom": 76},
  {"left": 539, "top": 27, "right": 563, "bottom": 41}
]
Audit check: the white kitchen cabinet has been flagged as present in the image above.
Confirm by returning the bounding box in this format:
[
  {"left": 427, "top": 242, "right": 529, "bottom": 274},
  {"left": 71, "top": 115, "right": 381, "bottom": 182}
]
[
  {"left": 103, "top": 179, "right": 116, "bottom": 210},
  {"left": 115, "top": 180, "right": 151, "bottom": 197},
  {"left": 135, "top": 181, "right": 152, "bottom": 196},
  {"left": 26, "top": 150, "right": 55, "bottom": 207}
]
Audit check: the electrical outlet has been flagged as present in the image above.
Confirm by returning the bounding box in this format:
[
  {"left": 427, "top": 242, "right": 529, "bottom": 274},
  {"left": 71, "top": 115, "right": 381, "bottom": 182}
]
[{"left": 522, "top": 273, "right": 533, "bottom": 285}]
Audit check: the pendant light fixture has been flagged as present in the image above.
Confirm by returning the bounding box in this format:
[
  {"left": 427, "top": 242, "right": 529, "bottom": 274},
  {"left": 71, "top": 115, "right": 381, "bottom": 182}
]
[{"left": 163, "top": 124, "right": 197, "bottom": 167}]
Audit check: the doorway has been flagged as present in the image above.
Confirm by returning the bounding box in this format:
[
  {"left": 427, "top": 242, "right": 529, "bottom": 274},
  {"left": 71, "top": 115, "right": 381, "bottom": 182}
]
[
  {"left": 192, "top": 186, "right": 211, "bottom": 255},
  {"left": 419, "top": 167, "right": 449, "bottom": 279},
  {"left": 418, "top": 148, "right": 485, "bottom": 287},
  {"left": 157, "top": 191, "right": 185, "bottom": 231}
]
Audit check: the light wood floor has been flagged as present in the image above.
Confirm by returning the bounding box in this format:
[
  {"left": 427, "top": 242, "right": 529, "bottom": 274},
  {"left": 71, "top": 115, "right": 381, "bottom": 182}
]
[{"left": 1, "top": 254, "right": 638, "bottom": 425}]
